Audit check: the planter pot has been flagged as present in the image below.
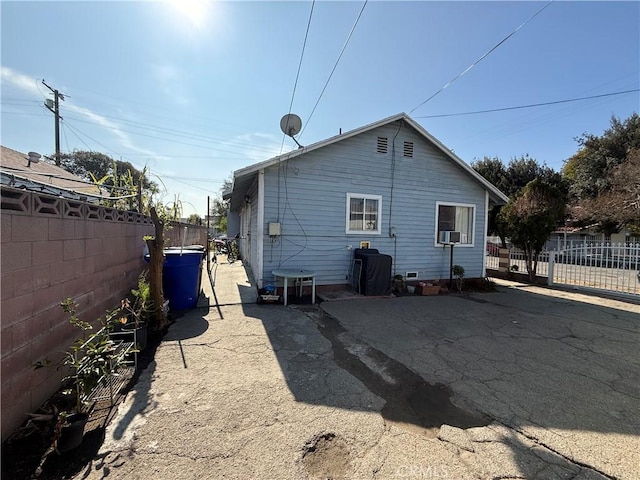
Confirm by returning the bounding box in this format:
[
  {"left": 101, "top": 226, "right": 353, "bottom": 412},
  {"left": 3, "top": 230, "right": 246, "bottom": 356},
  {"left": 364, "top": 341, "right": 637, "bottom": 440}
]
[
  {"left": 417, "top": 285, "right": 441, "bottom": 296},
  {"left": 122, "top": 321, "right": 148, "bottom": 351},
  {"left": 56, "top": 412, "right": 89, "bottom": 452},
  {"left": 406, "top": 285, "right": 416, "bottom": 294}
]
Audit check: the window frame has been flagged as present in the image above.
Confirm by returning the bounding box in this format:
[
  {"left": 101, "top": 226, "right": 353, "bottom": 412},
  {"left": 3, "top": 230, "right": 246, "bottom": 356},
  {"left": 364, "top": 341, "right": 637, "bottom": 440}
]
[
  {"left": 434, "top": 201, "right": 476, "bottom": 247},
  {"left": 346, "top": 193, "right": 382, "bottom": 235}
]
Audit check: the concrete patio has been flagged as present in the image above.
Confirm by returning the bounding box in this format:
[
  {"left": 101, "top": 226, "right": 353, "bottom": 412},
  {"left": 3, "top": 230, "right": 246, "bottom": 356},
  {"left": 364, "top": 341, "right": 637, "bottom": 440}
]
[{"left": 74, "top": 257, "right": 640, "bottom": 479}]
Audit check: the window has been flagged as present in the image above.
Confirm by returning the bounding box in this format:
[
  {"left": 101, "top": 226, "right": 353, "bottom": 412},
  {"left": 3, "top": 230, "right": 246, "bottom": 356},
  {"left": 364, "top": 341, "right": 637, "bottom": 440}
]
[
  {"left": 347, "top": 193, "right": 382, "bottom": 234},
  {"left": 435, "top": 202, "right": 475, "bottom": 245}
]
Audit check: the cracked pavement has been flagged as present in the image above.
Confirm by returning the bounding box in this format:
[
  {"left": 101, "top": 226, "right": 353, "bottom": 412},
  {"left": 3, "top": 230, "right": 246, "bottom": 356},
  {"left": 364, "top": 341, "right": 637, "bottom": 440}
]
[{"left": 75, "top": 261, "right": 639, "bottom": 480}]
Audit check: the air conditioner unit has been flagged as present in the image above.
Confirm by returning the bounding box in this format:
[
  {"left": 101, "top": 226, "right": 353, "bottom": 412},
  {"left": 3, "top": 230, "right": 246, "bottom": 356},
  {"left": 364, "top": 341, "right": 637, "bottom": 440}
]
[{"left": 439, "top": 231, "right": 462, "bottom": 244}]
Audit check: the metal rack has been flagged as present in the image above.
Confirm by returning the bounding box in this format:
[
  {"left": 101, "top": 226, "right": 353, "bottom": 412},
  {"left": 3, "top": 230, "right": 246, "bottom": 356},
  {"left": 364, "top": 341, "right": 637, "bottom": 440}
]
[{"left": 79, "top": 327, "right": 138, "bottom": 407}]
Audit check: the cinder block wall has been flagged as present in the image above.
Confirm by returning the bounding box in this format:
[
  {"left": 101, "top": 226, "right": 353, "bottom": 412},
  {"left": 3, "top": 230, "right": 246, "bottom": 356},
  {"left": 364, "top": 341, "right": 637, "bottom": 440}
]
[
  {"left": 1, "top": 187, "right": 154, "bottom": 442},
  {"left": 165, "top": 220, "right": 208, "bottom": 247}
]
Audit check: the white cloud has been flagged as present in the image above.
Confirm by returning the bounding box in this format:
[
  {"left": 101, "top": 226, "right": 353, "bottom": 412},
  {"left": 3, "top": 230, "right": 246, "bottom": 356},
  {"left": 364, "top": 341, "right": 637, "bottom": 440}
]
[
  {"left": 1, "top": 66, "right": 162, "bottom": 159},
  {"left": 1, "top": 66, "right": 44, "bottom": 96},
  {"left": 64, "top": 103, "right": 159, "bottom": 158}
]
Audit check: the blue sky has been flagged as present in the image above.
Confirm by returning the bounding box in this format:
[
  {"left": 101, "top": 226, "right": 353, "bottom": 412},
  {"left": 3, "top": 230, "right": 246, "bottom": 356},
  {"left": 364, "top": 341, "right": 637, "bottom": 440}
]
[{"left": 2, "top": 1, "right": 638, "bottom": 217}]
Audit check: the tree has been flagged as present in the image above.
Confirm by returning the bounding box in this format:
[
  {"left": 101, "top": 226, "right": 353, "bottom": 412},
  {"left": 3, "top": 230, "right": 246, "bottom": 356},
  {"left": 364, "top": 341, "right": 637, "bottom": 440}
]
[
  {"left": 187, "top": 214, "right": 202, "bottom": 225},
  {"left": 209, "top": 177, "right": 232, "bottom": 234},
  {"left": 500, "top": 179, "right": 566, "bottom": 281},
  {"left": 472, "top": 155, "right": 567, "bottom": 247},
  {"left": 564, "top": 114, "right": 640, "bottom": 232},
  {"left": 56, "top": 150, "right": 112, "bottom": 180},
  {"left": 564, "top": 113, "right": 640, "bottom": 198},
  {"left": 472, "top": 156, "right": 509, "bottom": 193},
  {"left": 50, "top": 150, "right": 158, "bottom": 211},
  {"left": 572, "top": 149, "right": 640, "bottom": 233}
]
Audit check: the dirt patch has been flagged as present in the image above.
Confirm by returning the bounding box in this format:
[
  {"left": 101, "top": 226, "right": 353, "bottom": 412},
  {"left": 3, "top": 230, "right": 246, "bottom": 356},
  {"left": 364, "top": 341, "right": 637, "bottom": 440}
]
[
  {"left": 1, "top": 326, "right": 167, "bottom": 480},
  {"left": 308, "top": 309, "right": 488, "bottom": 438},
  {"left": 302, "top": 432, "right": 350, "bottom": 480}
]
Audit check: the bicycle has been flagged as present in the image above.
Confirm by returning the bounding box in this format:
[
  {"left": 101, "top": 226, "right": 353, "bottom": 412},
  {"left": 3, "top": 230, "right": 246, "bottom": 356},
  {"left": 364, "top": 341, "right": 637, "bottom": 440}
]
[{"left": 225, "top": 236, "right": 239, "bottom": 263}]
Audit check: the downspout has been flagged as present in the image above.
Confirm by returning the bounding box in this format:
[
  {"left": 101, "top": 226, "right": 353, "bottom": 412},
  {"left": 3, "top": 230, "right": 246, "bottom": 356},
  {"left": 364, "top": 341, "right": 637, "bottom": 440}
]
[
  {"left": 257, "top": 169, "right": 265, "bottom": 288},
  {"left": 482, "top": 190, "right": 489, "bottom": 277}
]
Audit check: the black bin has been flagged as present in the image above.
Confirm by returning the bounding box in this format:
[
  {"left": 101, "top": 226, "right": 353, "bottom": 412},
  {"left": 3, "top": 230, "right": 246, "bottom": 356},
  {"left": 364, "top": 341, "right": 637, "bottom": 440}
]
[{"left": 354, "top": 248, "right": 392, "bottom": 296}]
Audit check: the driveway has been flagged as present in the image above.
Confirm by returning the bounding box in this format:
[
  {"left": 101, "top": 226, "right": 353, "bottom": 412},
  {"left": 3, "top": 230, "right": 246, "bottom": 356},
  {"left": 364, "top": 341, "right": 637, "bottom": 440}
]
[
  {"left": 320, "top": 282, "right": 640, "bottom": 479},
  {"left": 74, "top": 263, "right": 639, "bottom": 480}
]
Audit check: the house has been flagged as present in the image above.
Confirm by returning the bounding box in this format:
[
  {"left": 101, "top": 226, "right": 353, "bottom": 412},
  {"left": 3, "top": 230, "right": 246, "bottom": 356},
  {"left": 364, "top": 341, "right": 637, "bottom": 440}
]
[
  {"left": 0, "top": 146, "right": 101, "bottom": 200},
  {"left": 545, "top": 224, "right": 639, "bottom": 251},
  {"left": 225, "top": 113, "right": 508, "bottom": 291}
]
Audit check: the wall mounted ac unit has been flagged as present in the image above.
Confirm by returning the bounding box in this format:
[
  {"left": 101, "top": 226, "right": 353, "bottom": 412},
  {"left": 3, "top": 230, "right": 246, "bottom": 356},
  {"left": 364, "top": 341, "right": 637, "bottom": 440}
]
[{"left": 439, "top": 231, "right": 461, "bottom": 244}]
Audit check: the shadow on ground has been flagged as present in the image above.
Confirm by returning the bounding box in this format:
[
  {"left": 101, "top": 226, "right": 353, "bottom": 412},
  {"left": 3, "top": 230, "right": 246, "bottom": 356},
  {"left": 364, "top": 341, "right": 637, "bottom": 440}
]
[{"left": 235, "top": 261, "right": 639, "bottom": 479}]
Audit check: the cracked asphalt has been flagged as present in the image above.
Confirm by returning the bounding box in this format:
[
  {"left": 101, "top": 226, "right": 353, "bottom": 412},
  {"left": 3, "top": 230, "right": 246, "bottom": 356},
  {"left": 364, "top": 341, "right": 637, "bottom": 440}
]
[{"left": 74, "top": 260, "right": 639, "bottom": 480}]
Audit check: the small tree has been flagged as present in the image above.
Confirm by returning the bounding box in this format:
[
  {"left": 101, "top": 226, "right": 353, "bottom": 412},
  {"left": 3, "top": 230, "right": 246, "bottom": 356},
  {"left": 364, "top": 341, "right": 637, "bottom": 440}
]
[
  {"left": 145, "top": 207, "right": 168, "bottom": 332},
  {"left": 500, "top": 179, "right": 566, "bottom": 282}
]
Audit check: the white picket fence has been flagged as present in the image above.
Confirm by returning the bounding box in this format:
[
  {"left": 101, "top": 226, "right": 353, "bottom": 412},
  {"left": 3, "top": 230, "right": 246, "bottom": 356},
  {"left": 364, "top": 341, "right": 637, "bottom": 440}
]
[{"left": 487, "top": 242, "right": 640, "bottom": 297}]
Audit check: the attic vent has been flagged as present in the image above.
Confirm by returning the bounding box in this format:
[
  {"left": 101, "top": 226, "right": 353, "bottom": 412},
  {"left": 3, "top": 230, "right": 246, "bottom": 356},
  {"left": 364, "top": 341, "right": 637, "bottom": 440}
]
[
  {"left": 403, "top": 141, "right": 414, "bottom": 158},
  {"left": 377, "top": 137, "right": 388, "bottom": 154}
]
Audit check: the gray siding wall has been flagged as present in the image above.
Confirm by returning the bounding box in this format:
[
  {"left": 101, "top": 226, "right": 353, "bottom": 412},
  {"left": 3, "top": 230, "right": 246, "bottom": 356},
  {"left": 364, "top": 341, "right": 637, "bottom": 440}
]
[{"left": 258, "top": 121, "right": 487, "bottom": 286}]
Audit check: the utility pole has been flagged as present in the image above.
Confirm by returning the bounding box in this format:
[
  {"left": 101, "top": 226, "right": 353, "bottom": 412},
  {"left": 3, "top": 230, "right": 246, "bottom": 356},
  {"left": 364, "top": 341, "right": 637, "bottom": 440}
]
[{"left": 42, "top": 80, "right": 65, "bottom": 166}]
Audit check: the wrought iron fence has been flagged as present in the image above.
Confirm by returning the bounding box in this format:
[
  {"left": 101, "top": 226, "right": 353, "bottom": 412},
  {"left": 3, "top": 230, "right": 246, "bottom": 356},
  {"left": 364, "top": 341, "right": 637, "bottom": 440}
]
[
  {"left": 486, "top": 241, "right": 640, "bottom": 297},
  {"left": 549, "top": 242, "right": 639, "bottom": 296}
]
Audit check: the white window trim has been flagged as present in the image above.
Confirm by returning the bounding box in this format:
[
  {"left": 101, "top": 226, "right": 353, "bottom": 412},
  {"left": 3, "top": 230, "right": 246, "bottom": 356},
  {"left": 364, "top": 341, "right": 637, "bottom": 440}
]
[
  {"left": 434, "top": 201, "right": 476, "bottom": 247},
  {"left": 346, "top": 193, "right": 382, "bottom": 235}
]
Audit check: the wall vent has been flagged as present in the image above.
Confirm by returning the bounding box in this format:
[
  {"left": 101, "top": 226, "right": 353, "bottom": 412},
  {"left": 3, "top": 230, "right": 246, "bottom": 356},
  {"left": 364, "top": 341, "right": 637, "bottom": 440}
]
[
  {"left": 403, "top": 141, "right": 414, "bottom": 158},
  {"left": 377, "top": 136, "right": 388, "bottom": 154},
  {"left": 405, "top": 271, "right": 418, "bottom": 279}
]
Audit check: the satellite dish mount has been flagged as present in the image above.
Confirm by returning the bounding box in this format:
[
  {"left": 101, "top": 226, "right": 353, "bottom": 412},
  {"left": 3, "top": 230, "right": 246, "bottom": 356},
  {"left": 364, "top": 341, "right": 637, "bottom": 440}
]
[{"left": 280, "top": 114, "right": 304, "bottom": 149}]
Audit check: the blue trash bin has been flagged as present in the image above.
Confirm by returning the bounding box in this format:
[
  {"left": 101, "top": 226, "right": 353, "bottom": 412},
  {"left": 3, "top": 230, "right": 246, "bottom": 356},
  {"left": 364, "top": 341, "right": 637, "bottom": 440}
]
[{"left": 162, "top": 250, "right": 204, "bottom": 310}]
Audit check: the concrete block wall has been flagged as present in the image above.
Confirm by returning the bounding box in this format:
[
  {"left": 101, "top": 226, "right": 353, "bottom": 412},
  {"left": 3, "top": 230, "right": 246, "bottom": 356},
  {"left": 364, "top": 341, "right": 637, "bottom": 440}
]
[
  {"left": 1, "top": 187, "right": 154, "bottom": 442},
  {"left": 165, "top": 220, "right": 208, "bottom": 247}
]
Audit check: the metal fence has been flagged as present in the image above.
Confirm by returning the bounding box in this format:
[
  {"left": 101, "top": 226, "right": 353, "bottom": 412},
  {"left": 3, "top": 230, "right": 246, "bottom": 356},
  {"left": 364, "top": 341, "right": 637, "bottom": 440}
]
[
  {"left": 487, "top": 242, "right": 640, "bottom": 297},
  {"left": 549, "top": 242, "right": 639, "bottom": 296},
  {"left": 485, "top": 247, "right": 551, "bottom": 276}
]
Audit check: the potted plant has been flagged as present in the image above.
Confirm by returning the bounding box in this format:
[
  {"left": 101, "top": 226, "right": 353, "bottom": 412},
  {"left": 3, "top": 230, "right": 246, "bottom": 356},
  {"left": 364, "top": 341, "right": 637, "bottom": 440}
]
[
  {"left": 119, "top": 272, "right": 151, "bottom": 351},
  {"left": 34, "top": 299, "right": 121, "bottom": 452},
  {"left": 417, "top": 281, "right": 441, "bottom": 296},
  {"left": 452, "top": 265, "right": 465, "bottom": 292},
  {"left": 392, "top": 274, "right": 405, "bottom": 294}
]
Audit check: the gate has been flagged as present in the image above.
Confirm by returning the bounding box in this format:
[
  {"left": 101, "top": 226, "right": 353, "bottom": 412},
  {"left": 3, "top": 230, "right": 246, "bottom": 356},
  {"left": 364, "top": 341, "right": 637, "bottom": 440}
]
[{"left": 548, "top": 243, "right": 639, "bottom": 297}]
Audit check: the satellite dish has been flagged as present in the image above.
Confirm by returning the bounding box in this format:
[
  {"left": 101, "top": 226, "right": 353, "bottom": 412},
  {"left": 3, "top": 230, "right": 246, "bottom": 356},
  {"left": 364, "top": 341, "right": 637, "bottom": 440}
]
[{"left": 280, "top": 114, "right": 302, "bottom": 137}]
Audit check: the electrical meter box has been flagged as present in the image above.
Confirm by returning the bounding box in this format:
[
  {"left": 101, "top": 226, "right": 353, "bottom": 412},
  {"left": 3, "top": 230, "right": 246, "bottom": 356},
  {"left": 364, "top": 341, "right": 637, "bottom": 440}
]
[{"left": 268, "top": 223, "right": 281, "bottom": 236}]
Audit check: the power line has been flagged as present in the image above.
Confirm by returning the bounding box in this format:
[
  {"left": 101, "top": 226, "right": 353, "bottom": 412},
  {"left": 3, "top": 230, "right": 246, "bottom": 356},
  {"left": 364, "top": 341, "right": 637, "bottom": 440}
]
[
  {"left": 61, "top": 113, "right": 279, "bottom": 156},
  {"left": 63, "top": 120, "right": 128, "bottom": 161},
  {"left": 62, "top": 119, "right": 227, "bottom": 195},
  {"left": 300, "top": 0, "right": 368, "bottom": 137},
  {"left": 409, "top": 0, "right": 553, "bottom": 114},
  {"left": 1, "top": 111, "right": 48, "bottom": 117},
  {"left": 415, "top": 88, "right": 640, "bottom": 119},
  {"left": 167, "top": 177, "right": 219, "bottom": 194},
  {"left": 161, "top": 175, "right": 227, "bottom": 183},
  {"left": 62, "top": 120, "right": 93, "bottom": 151},
  {"left": 280, "top": 0, "right": 315, "bottom": 155}
]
